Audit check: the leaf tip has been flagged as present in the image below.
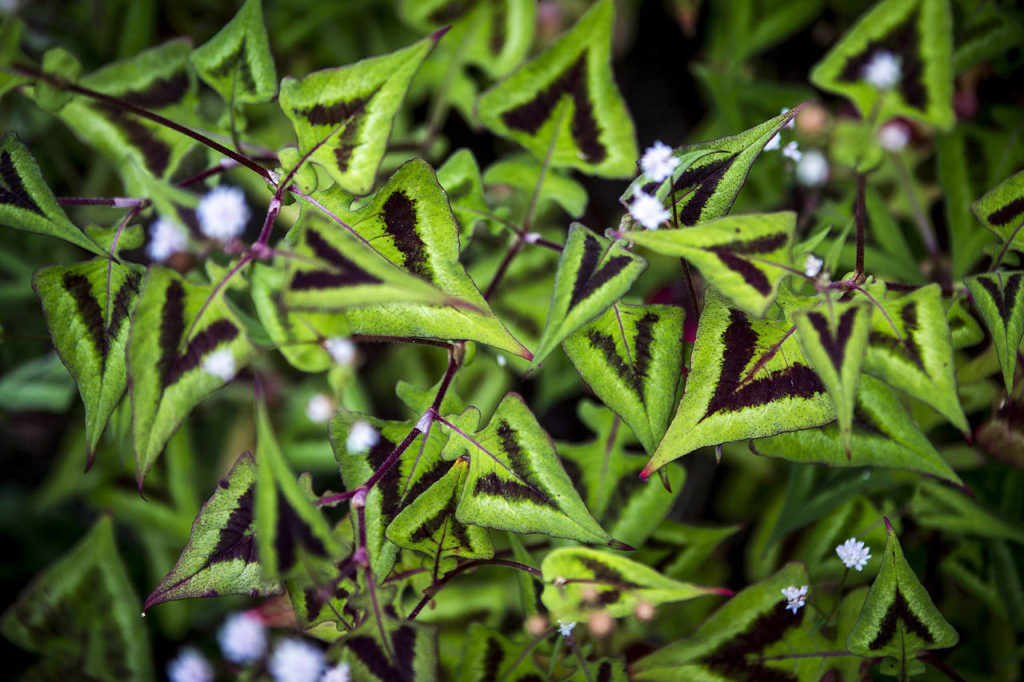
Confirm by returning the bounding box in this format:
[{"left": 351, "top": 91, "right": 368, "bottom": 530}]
[
  {"left": 883, "top": 516, "right": 893, "bottom": 533},
  {"left": 84, "top": 449, "right": 96, "bottom": 473},
  {"left": 638, "top": 463, "right": 653, "bottom": 481},
  {"left": 710, "top": 587, "right": 734, "bottom": 597},
  {"left": 608, "top": 539, "right": 636, "bottom": 551},
  {"left": 430, "top": 25, "right": 452, "bottom": 43}
]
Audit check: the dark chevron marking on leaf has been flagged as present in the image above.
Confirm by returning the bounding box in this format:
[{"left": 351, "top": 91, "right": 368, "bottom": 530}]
[
  {"left": 869, "top": 302, "right": 925, "bottom": 371},
  {"left": 561, "top": 457, "right": 586, "bottom": 500},
  {"left": 705, "top": 233, "right": 790, "bottom": 297},
  {"left": 977, "top": 274, "right": 1022, "bottom": 319},
  {"left": 274, "top": 490, "right": 327, "bottom": 573},
  {"left": 496, "top": 420, "right": 560, "bottom": 506},
  {"left": 987, "top": 197, "right": 1024, "bottom": 226},
  {"left": 400, "top": 460, "right": 449, "bottom": 509},
  {"left": 585, "top": 311, "right": 658, "bottom": 397},
  {"left": 867, "top": 590, "right": 934, "bottom": 651},
  {"left": 837, "top": 9, "right": 927, "bottom": 109},
  {"left": 710, "top": 233, "right": 789, "bottom": 255},
  {"left": 108, "top": 270, "right": 142, "bottom": 337},
  {"left": 704, "top": 602, "right": 799, "bottom": 682},
  {"left": 602, "top": 473, "right": 645, "bottom": 527},
  {"left": 501, "top": 55, "right": 606, "bottom": 163},
  {"left": 208, "top": 39, "right": 257, "bottom": 95},
  {"left": 348, "top": 635, "right": 395, "bottom": 680},
  {"left": 569, "top": 233, "right": 632, "bottom": 308},
  {"left": 703, "top": 310, "right": 825, "bottom": 420},
  {"left": 368, "top": 434, "right": 402, "bottom": 516},
  {"left": 474, "top": 472, "right": 557, "bottom": 508},
  {"left": 118, "top": 69, "right": 191, "bottom": 109},
  {"left": 294, "top": 94, "right": 372, "bottom": 172},
  {"left": 482, "top": 636, "right": 504, "bottom": 681},
  {"left": 490, "top": 2, "right": 508, "bottom": 56},
  {"left": 62, "top": 273, "right": 106, "bottom": 359},
  {"left": 597, "top": 661, "right": 613, "bottom": 682},
  {"left": 381, "top": 191, "right": 432, "bottom": 281},
  {"left": 807, "top": 307, "right": 859, "bottom": 371},
  {"left": 291, "top": 228, "right": 382, "bottom": 289},
  {"left": 393, "top": 624, "right": 418, "bottom": 679},
  {"left": 157, "top": 279, "right": 240, "bottom": 387},
  {"left": 93, "top": 104, "right": 172, "bottom": 176},
  {"left": 208, "top": 487, "right": 257, "bottom": 565},
  {"left": 853, "top": 405, "right": 888, "bottom": 438},
  {"left": 714, "top": 253, "right": 771, "bottom": 296},
  {"left": 0, "top": 151, "right": 43, "bottom": 214},
  {"left": 671, "top": 152, "right": 738, "bottom": 226},
  {"left": 578, "top": 556, "right": 641, "bottom": 589}
]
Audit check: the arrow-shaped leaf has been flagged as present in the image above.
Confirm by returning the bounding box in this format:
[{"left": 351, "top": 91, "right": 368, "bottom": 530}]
[
  {"left": 339, "top": 611, "right": 439, "bottom": 680},
  {"left": 971, "top": 167, "right": 1024, "bottom": 250},
  {"left": 476, "top": 0, "right": 638, "bottom": 178},
  {"left": 966, "top": 271, "right": 1024, "bottom": 391},
  {"left": 190, "top": 0, "right": 276, "bottom": 105},
  {"left": 455, "top": 624, "right": 547, "bottom": 681}
]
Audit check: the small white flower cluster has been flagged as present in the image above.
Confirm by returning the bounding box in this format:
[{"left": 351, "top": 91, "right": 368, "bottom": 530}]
[
  {"left": 202, "top": 348, "right": 236, "bottom": 382},
  {"left": 557, "top": 619, "right": 577, "bottom": 637},
  {"left": 863, "top": 51, "right": 902, "bottom": 91},
  {"left": 347, "top": 420, "right": 380, "bottom": 454},
  {"left": 781, "top": 585, "right": 808, "bottom": 614},
  {"left": 640, "top": 141, "right": 680, "bottom": 183},
  {"left": 782, "top": 141, "right": 803, "bottom": 162},
  {"left": 803, "top": 253, "right": 824, "bottom": 278},
  {"left": 218, "top": 612, "right": 267, "bottom": 664},
  {"left": 167, "top": 647, "right": 214, "bottom": 682},
  {"left": 836, "top": 537, "right": 872, "bottom": 571},
  {"left": 306, "top": 393, "right": 333, "bottom": 423},
  {"left": 878, "top": 120, "right": 911, "bottom": 151},
  {"left": 629, "top": 187, "right": 670, "bottom": 230},
  {"left": 324, "top": 337, "right": 356, "bottom": 366},
  {"left": 321, "top": 662, "right": 352, "bottom": 682},
  {"left": 148, "top": 218, "right": 189, "bottom": 263},
  {"left": 197, "top": 185, "right": 250, "bottom": 242},
  {"left": 269, "top": 638, "right": 326, "bottom": 682},
  {"left": 795, "top": 150, "right": 829, "bottom": 188}
]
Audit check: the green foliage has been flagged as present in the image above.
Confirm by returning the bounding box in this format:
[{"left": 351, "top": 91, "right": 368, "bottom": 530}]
[{"left": 189, "top": 0, "right": 277, "bottom": 106}]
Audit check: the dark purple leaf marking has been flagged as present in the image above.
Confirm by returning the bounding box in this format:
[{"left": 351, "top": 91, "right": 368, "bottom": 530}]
[
  {"left": 578, "top": 556, "right": 641, "bottom": 589},
  {"left": 400, "top": 459, "right": 450, "bottom": 510},
  {"left": 408, "top": 487, "right": 471, "bottom": 553},
  {"left": 703, "top": 309, "right": 826, "bottom": 420},
  {"left": 489, "top": 2, "right": 507, "bottom": 57},
  {"left": 561, "top": 456, "right": 586, "bottom": 502},
  {"left": 367, "top": 433, "right": 402, "bottom": 519},
  {"left": 837, "top": 9, "right": 927, "bottom": 109},
  {"left": 705, "top": 233, "right": 789, "bottom": 297},
  {"left": 473, "top": 472, "right": 556, "bottom": 508},
  {"left": 207, "top": 38, "right": 258, "bottom": 95},
  {"left": 208, "top": 487, "right": 258, "bottom": 564},
  {"left": 669, "top": 152, "right": 738, "bottom": 226},
  {"left": 597, "top": 661, "right": 614, "bottom": 682},
  {"left": 117, "top": 69, "right": 190, "bottom": 109},
  {"left": 0, "top": 150, "right": 44, "bottom": 214},
  {"left": 348, "top": 635, "right": 395, "bottom": 680},
  {"left": 867, "top": 590, "right": 935, "bottom": 651},
  {"left": 481, "top": 636, "right": 506, "bottom": 681},
  {"left": 94, "top": 103, "right": 172, "bottom": 176},
  {"left": 496, "top": 419, "right": 559, "bottom": 506},
  {"left": 157, "top": 279, "right": 240, "bottom": 387},
  {"left": 704, "top": 602, "right": 799, "bottom": 682},
  {"left": 291, "top": 227, "right": 382, "bottom": 290},
  {"left": 987, "top": 197, "right": 1024, "bottom": 227},
  {"left": 569, "top": 232, "right": 634, "bottom": 309},
  {"left": 294, "top": 94, "right": 372, "bottom": 172},
  {"left": 585, "top": 311, "right": 658, "bottom": 398},
  {"left": 868, "top": 302, "right": 925, "bottom": 371},
  {"left": 807, "top": 307, "right": 859, "bottom": 372},
  {"left": 602, "top": 471, "right": 646, "bottom": 527},
  {"left": 348, "top": 625, "right": 419, "bottom": 681},
  {"left": 274, "top": 490, "right": 328, "bottom": 573},
  {"left": 62, "top": 272, "right": 107, "bottom": 360},
  {"left": 108, "top": 270, "right": 142, "bottom": 338},
  {"left": 428, "top": 0, "right": 473, "bottom": 24},
  {"left": 380, "top": 191, "right": 433, "bottom": 281},
  {"left": 976, "top": 273, "right": 1022, "bottom": 321},
  {"left": 392, "top": 624, "right": 419, "bottom": 680},
  {"left": 501, "top": 55, "right": 607, "bottom": 164}
]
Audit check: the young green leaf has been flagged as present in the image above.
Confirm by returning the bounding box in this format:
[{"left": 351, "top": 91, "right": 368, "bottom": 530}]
[
  {"left": 966, "top": 271, "right": 1024, "bottom": 391},
  {"left": 483, "top": 157, "right": 588, "bottom": 219},
  {"left": 947, "top": 295, "right": 984, "bottom": 349},
  {"left": 643, "top": 289, "right": 834, "bottom": 478},
  {"left": 340, "top": 612, "right": 439, "bottom": 681},
  {"left": 541, "top": 547, "right": 726, "bottom": 621},
  {"left": 809, "top": 0, "right": 955, "bottom": 131},
  {"left": 145, "top": 451, "right": 280, "bottom": 610},
  {"left": 638, "top": 521, "right": 743, "bottom": 581},
  {"left": 563, "top": 304, "right": 685, "bottom": 454},
  {"left": 129, "top": 267, "right": 256, "bottom": 486},
  {"left": 2, "top": 516, "right": 153, "bottom": 681},
  {"left": 974, "top": 169, "right": 1024, "bottom": 250},
  {"left": 620, "top": 105, "right": 805, "bottom": 227},
  {"left": 910, "top": 480, "right": 1024, "bottom": 544},
  {"left": 33, "top": 258, "right": 144, "bottom": 463},
  {"left": 629, "top": 212, "right": 796, "bottom": 317},
  {"left": 0, "top": 132, "right": 106, "bottom": 256},
  {"left": 937, "top": 130, "right": 991, "bottom": 279},
  {"left": 441, "top": 392, "right": 621, "bottom": 547},
  {"left": 794, "top": 302, "right": 872, "bottom": 454},
  {"left": 189, "top": 0, "right": 276, "bottom": 105},
  {"left": 279, "top": 31, "right": 442, "bottom": 195},
  {"left": 455, "top": 623, "right": 547, "bottom": 681},
  {"left": 532, "top": 223, "right": 646, "bottom": 368},
  {"left": 476, "top": 0, "right": 638, "bottom": 178},
  {"left": 847, "top": 518, "right": 959, "bottom": 676},
  {"left": 437, "top": 148, "right": 494, "bottom": 237}
]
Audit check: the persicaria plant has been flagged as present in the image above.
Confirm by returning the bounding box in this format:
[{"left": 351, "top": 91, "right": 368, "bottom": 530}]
[{"left": 0, "top": 0, "right": 1022, "bottom": 680}]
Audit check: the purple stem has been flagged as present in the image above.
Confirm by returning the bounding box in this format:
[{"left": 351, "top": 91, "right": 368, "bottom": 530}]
[{"left": 407, "top": 559, "right": 542, "bottom": 620}]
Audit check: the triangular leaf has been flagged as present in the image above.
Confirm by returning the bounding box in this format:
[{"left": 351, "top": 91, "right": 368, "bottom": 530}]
[
  {"left": 794, "top": 302, "right": 873, "bottom": 454},
  {"left": 190, "top": 0, "right": 277, "bottom": 105},
  {"left": 532, "top": 223, "right": 646, "bottom": 368},
  {"left": 966, "top": 271, "right": 1024, "bottom": 391},
  {"left": 540, "top": 547, "right": 725, "bottom": 621},
  {"left": 847, "top": 519, "right": 959, "bottom": 674},
  {"left": 455, "top": 623, "right": 547, "bottom": 681},
  {"left": 279, "top": 31, "right": 442, "bottom": 194},
  {"left": 972, "top": 169, "right": 1024, "bottom": 250},
  {"left": 476, "top": 0, "right": 638, "bottom": 178},
  {"left": 129, "top": 267, "right": 256, "bottom": 485},
  {"left": 33, "top": 258, "right": 144, "bottom": 462},
  {"left": 145, "top": 451, "right": 280, "bottom": 609},
  {"left": 0, "top": 132, "right": 105, "bottom": 256},
  {"left": 810, "top": 0, "right": 955, "bottom": 131},
  {"left": 629, "top": 212, "right": 795, "bottom": 317},
  {"left": 643, "top": 289, "right": 834, "bottom": 477},
  {"left": 340, "top": 612, "right": 439, "bottom": 681},
  {"left": 1, "top": 517, "right": 153, "bottom": 681}
]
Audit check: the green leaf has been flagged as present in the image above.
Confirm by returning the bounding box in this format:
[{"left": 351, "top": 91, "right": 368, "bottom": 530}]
[
  {"left": 0, "top": 132, "right": 105, "bottom": 256},
  {"left": 255, "top": 399, "right": 346, "bottom": 582},
  {"left": 0, "top": 352, "right": 76, "bottom": 413},
  {"left": 33, "top": 258, "right": 144, "bottom": 462},
  {"left": 56, "top": 40, "right": 199, "bottom": 183},
  {"left": 483, "top": 157, "right": 588, "bottom": 219},
  {"left": 640, "top": 521, "right": 743, "bottom": 581},
  {"left": 643, "top": 289, "right": 834, "bottom": 477},
  {"left": 863, "top": 282, "right": 969, "bottom": 433},
  {"left": 910, "top": 480, "right": 1024, "bottom": 544},
  {"left": 1, "top": 516, "right": 153, "bottom": 682},
  {"left": 476, "top": 0, "right": 638, "bottom": 178},
  {"left": 279, "top": 31, "right": 441, "bottom": 195},
  {"left": 809, "top": 0, "right": 955, "bottom": 131},
  {"left": 340, "top": 613, "right": 439, "bottom": 681},
  {"left": 540, "top": 547, "right": 725, "bottom": 621},
  {"left": 386, "top": 458, "right": 494, "bottom": 579},
  {"left": 145, "top": 451, "right": 279, "bottom": 609},
  {"left": 563, "top": 304, "right": 685, "bottom": 454},
  {"left": 0, "top": 16, "right": 29, "bottom": 99},
  {"left": 952, "top": 0, "right": 1024, "bottom": 73},
  {"left": 620, "top": 105, "right": 805, "bottom": 226},
  {"left": 37, "top": 47, "right": 81, "bottom": 112},
  {"left": 532, "top": 223, "right": 646, "bottom": 368},
  {"left": 947, "top": 295, "right": 984, "bottom": 349},
  {"left": 629, "top": 212, "right": 795, "bottom": 317},
  {"left": 189, "top": 0, "right": 276, "bottom": 105},
  {"left": 752, "top": 375, "right": 963, "bottom": 486},
  {"left": 437, "top": 148, "right": 494, "bottom": 237},
  {"left": 557, "top": 402, "right": 684, "bottom": 548},
  {"left": 938, "top": 130, "right": 991, "bottom": 279},
  {"left": 972, "top": 169, "right": 1024, "bottom": 251},
  {"left": 129, "top": 267, "right": 256, "bottom": 486},
  {"left": 794, "top": 302, "right": 872, "bottom": 454},
  {"left": 966, "top": 271, "right": 1024, "bottom": 391},
  {"left": 455, "top": 624, "right": 547, "bottom": 681},
  {"left": 847, "top": 518, "right": 959, "bottom": 675},
  {"left": 442, "top": 392, "right": 619, "bottom": 547}
]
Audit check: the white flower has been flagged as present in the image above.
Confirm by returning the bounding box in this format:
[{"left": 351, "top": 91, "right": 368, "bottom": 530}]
[
  {"left": 878, "top": 121, "right": 910, "bottom": 151},
  {"left": 324, "top": 337, "right": 356, "bottom": 366},
  {"left": 496, "top": 354, "right": 507, "bottom": 368},
  {"left": 781, "top": 585, "right": 808, "bottom": 614},
  {"left": 167, "top": 647, "right": 214, "bottom": 682},
  {"left": 321, "top": 662, "right": 351, "bottom": 682},
  {"left": 781, "top": 107, "right": 795, "bottom": 129},
  {"left": 836, "top": 538, "right": 872, "bottom": 571},
  {"left": 306, "top": 394, "right": 333, "bottom": 423},
  {"left": 782, "top": 141, "right": 803, "bottom": 162},
  {"left": 795, "top": 150, "right": 829, "bottom": 187},
  {"left": 764, "top": 133, "right": 781, "bottom": 151},
  {"left": 804, "top": 253, "right": 824, "bottom": 278},
  {"left": 269, "top": 638, "right": 326, "bottom": 682},
  {"left": 197, "top": 185, "right": 250, "bottom": 241},
  {"left": 862, "top": 50, "right": 902, "bottom": 90},
  {"left": 346, "top": 420, "right": 379, "bottom": 454},
  {"left": 147, "top": 218, "right": 188, "bottom": 262},
  {"left": 218, "top": 612, "right": 266, "bottom": 664},
  {"left": 629, "top": 188, "right": 670, "bottom": 230},
  {"left": 557, "top": 619, "right": 577, "bottom": 637},
  {"left": 202, "top": 348, "right": 236, "bottom": 382},
  {"left": 640, "top": 140, "right": 679, "bottom": 182}
]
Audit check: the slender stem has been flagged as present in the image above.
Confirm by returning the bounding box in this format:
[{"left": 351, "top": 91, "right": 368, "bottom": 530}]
[
  {"left": 893, "top": 153, "right": 939, "bottom": 263},
  {"left": 918, "top": 651, "right": 966, "bottom": 682},
  {"left": 853, "top": 285, "right": 903, "bottom": 341},
  {"left": 363, "top": 428, "right": 422, "bottom": 490},
  {"left": 567, "top": 637, "right": 593, "bottom": 682},
  {"left": 349, "top": 334, "right": 453, "bottom": 349},
  {"left": 175, "top": 159, "right": 241, "bottom": 188},
  {"left": 484, "top": 236, "right": 524, "bottom": 301},
  {"left": 406, "top": 559, "right": 542, "bottom": 620},
  {"left": 532, "top": 237, "right": 564, "bottom": 252},
  {"left": 57, "top": 196, "right": 147, "bottom": 207},
  {"left": 181, "top": 253, "right": 254, "bottom": 344},
  {"left": 105, "top": 205, "right": 142, "bottom": 336},
  {"left": 354, "top": 501, "right": 395, "bottom": 662},
  {"left": 756, "top": 651, "right": 853, "bottom": 662},
  {"left": 855, "top": 173, "right": 866, "bottom": 278}
]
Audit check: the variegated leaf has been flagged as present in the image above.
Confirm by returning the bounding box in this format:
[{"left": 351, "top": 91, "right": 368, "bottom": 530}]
[
  {"left": 455, "top": 624, "right": 547, "bottom": 681},
  {"left": 190, "top": 0, "right": 277, "bottom": 105},
  {"left": 947, "top": 295, "right": 983, "bottom": 349},
  {"left": 436, "top": 148, "right": 494, "bottom": 237},
  {"left": 339, "top": 613, "right": 439, "bottom": 680},
  {"left": 966, "top": 271, "right": 1024, "bottom": 391},
  {"left": 971, "top": 169, "right": 1024, "bottom": 250}
]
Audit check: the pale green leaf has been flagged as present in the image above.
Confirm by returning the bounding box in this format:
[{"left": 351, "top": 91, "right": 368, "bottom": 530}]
[
  {"left": 190, "top": 0, "right": 277, "bottom": 105},
  {"left": 966, "top": 271, "right": 1024, "bottom": 391},
  {"left": 973, "top": 170, "right": 1024, "bottom": 250},
  {"left": 437, "top": 148, "right": 494, "bottom": 237}
]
